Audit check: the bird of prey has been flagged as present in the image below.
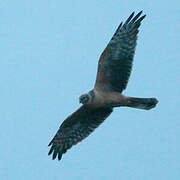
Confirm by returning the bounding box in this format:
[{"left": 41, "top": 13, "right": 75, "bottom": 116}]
[{"left": 48, "top": 11, "right": 158, "bottom": 161}]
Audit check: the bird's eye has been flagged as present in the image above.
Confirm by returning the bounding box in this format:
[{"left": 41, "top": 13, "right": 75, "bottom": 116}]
[{"left": 83, "top": 96, "right": 88, "bottom": 101}]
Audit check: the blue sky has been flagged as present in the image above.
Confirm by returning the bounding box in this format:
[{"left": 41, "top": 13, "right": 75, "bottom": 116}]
[{"left": 1, "top": 0, "right": 180, "bottom": 179}]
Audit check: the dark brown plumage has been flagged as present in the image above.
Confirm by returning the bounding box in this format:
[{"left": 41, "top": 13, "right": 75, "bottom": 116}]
[
  {"left": 48, "top": 11, "right": 158, "bottom": 161},
  {"left": 48, "top": 106, "right": 112, "bottom": 160},
  {"left": 95, "top": 11, "right": 146, "bottom": 92}
]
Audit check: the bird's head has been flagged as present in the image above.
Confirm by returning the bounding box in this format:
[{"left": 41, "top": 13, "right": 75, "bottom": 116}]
[{"left": 79, "top": 93, "right": 90, "bottom": 104}]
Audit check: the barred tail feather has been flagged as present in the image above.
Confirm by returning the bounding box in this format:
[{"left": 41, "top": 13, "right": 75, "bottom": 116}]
[{"left": 127, "top": 97, "right": 158, "bottom": 110}]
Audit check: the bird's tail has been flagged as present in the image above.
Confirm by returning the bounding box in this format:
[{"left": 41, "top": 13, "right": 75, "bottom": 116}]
[{"left": 126, "top": 97, "right": 158, "bottom": 110}]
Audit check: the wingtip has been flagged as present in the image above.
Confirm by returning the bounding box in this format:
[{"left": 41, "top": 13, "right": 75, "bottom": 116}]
[
  {"left": 136, "top": 14, "right": 146, "bottom": 23},
  {"left": 131, "top": 10, "right": 143, "bottom": 15},
  {"left": 142, "top": 14, "right": 146, "bottom": 19},
  {"left": 129, "top": 11, "right": 135, "bottom": 19},
  {"left": 48, "top": 139, "right": 53, "bottom": 146},
  {"left": 48, "top": 146, "right": 53, "bottom": 156},
  {"left": 131, "top": 11, "right": 135, "bottom": 16},
  {"left": 58, "top": 153, "right": 62, "bottom": 161},
  {"left": 138, "top": 10, "right": 146, "bottom": 18},
  {"left": 49, "top": 151, "right": 62, "bottom": 161},
  {"left": 52, "top": 151, "right": 58, "bottom": 160}
]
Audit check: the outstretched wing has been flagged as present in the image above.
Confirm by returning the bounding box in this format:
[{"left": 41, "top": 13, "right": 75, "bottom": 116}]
[
  {"left": 95, "top": 11, "right": 146, "bottom": 92},
  {"left": 48, "top": 105, "right": 113, "bottom": 161}
]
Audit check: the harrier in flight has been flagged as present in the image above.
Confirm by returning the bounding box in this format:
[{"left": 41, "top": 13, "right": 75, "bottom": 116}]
[{"left": 48, "top": 11, "right": 158, "bottom": 161}]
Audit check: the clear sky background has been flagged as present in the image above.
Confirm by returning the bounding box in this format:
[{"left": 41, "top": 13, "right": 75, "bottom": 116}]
[{"left": 1, "top": 0, "right": 180, "bottom": 180}]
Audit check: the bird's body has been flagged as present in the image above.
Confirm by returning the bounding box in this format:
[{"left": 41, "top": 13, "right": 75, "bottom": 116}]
[
  {"left": 84, "top": 89, "right": 127, "bottom": 108},
  {"left": 48, "top": 11, "right": 158, "bottom": 161}
]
